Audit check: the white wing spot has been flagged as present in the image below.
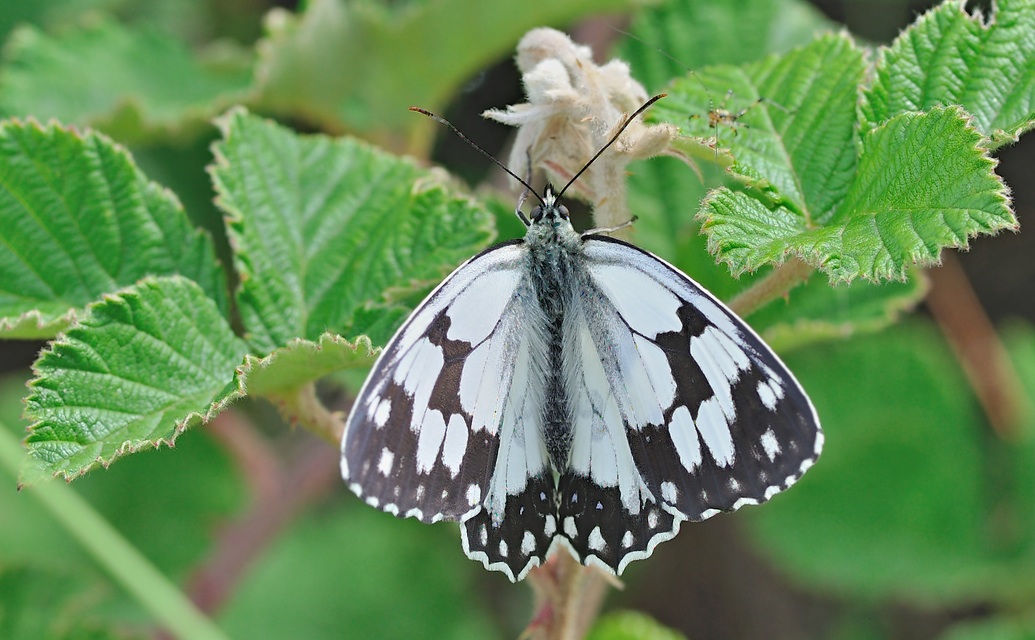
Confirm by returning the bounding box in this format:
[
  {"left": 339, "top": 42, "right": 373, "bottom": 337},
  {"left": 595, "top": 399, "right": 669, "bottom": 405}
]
[
  {"left": 415, "top": 409, "right": 448, "bottom": 473},
  {"left": 728, "top": 478, "right": 741, "bottom": 492},
  {"left": 669, "top": 406, "right": 702, "bottom": 471},
  {"left": 415, "top": 485, "right": 425, "bottom": 501},
  {"left": 466, "top": 484, "right": 481, "bottom": 506},
  {"left": 441, "top": 413, "right": 469, "bottom": 477},
  {"left": 696, "top": 397, "right": 736, "bottom": 467},
  {"left": 563, "top": 516, "right": 578, "bottom": 538},
  {"left": 691, "top": 327, "right": 748, "bottom": 422},
  {"left": 660, "top": 481, "right": 678, "bottom": 503},
  {"left": 544, "top": 515, "right": 557, "bottom": 537},
  {"left": 365, "top": 496, "right": 380, "bottom": 508},
  {"left": 372, "top": 399, "right": 391, "bottom": 428},
  {"left": 588, "top": 526, "right": 606, "bottom": 552},
  {"left": 761, "top": 428, "right": 781, "bottom": 461},
  {"left": 622, "top": 531, "right": 635, "bottom": 548},
  {"left": 757, "top": 379, "right": 782, "bottom": 410},
  {"left": 498, "top": 539, "right": 509, "bottom": 558},
  {"left": 377, "top": 448, "right": 394, "bottom": 476},
  {"left": 521, "top": 531, "right": 536, "bottom": 555},
  {"left": 479, "top": 524, "right": 488, "bottom": 546},
  {"left": 647, "top": 509, "right": 659, "bottom": 529}
]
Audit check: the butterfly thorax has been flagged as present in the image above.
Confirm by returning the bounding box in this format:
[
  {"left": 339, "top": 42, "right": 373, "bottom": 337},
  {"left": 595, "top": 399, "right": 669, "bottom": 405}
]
[{"left": 523, "top": 188, "right": 588, "bottom": 474}]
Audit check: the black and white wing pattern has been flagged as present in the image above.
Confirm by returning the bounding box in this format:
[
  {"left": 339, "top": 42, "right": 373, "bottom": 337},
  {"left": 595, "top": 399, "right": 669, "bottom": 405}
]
[
  {"left": 341, "top": 241, "right": 551, "bottom": 531},
  {"left": 550, "top": 236, "right": 822, "bottom": 574},
  {"left": 342, "top": 188, "right": 822, "bottom": 582}
]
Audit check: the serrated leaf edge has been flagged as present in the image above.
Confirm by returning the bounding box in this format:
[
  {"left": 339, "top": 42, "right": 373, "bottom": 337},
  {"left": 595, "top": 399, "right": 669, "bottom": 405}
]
[
  {"left": 20, "top": 275, "right": 247, "bottom": 483},
  {"left": 236, "top": 331, "right": 380, "bottom": 395}
]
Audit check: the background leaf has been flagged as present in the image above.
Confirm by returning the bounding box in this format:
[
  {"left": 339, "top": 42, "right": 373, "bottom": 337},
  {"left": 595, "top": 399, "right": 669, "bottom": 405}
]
[
  {"left": 254, "top": 0, "right": 637, "bottom": 144},
  {"left": 617, "top": 0, "right": 836, "bottom": 93},
  {"left": 0, "top": 119, "right": 226, "bottom": 338},
  {"left": 211, "top": 108, "right": 495, "bottom": 354},
  {"left": 587, "top": 611, "right": 687, "bottom": 640},
  {"left": 240, "top": 333, "right": 377, "bottom": 399},
  {"left": 745, "top": 320, "right": 1035, "bottom": 603},
  {"left": 861, "top": 0, "right": 1035, "bottom": 147},
  {"left": 655, "top": 33, "right": 867, "bottom": 221},
  {"left": 749, "top": 271, "right": 927, "bottom": 351},
  {"left": 700, "top": 107, "right": 1015, "bottom": 281},
  {"left": 0, "top": 18, "right": 253, "bottom": 142},
  {"left": 24, "top": 276, "right": 249, "bottom": 479},
  {"left": 217, "top": 506, "right": 500, "bottom": 640}
]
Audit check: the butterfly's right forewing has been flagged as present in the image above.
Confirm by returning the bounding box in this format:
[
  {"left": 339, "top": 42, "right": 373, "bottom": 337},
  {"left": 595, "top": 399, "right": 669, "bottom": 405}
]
[{"left": 342, "top": 241, "right": 546, "bottom": 525}]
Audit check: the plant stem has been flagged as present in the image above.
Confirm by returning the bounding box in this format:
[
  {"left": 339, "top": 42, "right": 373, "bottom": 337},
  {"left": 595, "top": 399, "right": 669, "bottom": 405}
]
[
  {"left": 270, "top": 381, "right": 344, "bottom": 443},
  {"left": 925, "top": 252, "right": 1025, "bottom": 438},
  {"left": 526, "top": 553, "right": 617, "bottom": 639},
  {"left": 0, "top": 424, "right": 229, "bottom": 640},
  {"left": 728, "top": 258, "right": 814, "bottom": 317},
  {"left": 188, "top": 413, "right": 341, "bottom": 613}
]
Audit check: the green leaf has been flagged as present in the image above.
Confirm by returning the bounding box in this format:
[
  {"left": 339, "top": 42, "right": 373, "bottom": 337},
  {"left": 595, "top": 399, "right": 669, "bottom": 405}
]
[
  {"left": 239, "top": 333, "right": 378, "bottom": 437},
  {"left": 746, "top": 320, "right": 1035, "bottom": 603},
  {"left": 0, "top": 374, "right": 245, "bottom": 637},
  {"left": 254, "top": 0, "right": 635, "bottom": 143},
  {"left": 586, "top": 611, "right": 688, "bottom": 640},
  {"left": 211, "top": 108, "right": 495, "bottom": 354},
  {"left": 217, "top": 507, "right": 499, "bottom": 640},
  {"left": 23, "top": 276, "right": 248, "bottom": 480},
  {"left": 618, "top": 0, "right": 837, "bottom": 92},
  {"left": 655, "top": 33, "right": 867, "bottom": 220},
  {"left": 0, "top": 18, "right": 253, "bottom": 142},
  {"left": 701, "top": 107, "right": 1015, "bottom": 282},
  {"left": 0, "top": 119, "right": 227, "bottom": 339},
  {"left": 628, "top": 155, "right": 926, "bottom": 351},
  {"left": 861, "top": 0, "right": 1035, "bottom": 147},
  {"left": 241, "top": 333, "right": 377, "bottom": 399}
]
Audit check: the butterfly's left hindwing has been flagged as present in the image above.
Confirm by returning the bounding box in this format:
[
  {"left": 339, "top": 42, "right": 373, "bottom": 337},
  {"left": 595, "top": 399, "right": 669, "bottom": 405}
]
[{"left": 342, "top": 242, "right": 535, "bottom": 523}]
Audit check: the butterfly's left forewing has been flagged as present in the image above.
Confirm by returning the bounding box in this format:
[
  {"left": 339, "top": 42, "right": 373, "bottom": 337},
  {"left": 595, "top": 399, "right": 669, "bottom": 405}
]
[{"left": 342, "top": 242, "right": 546, "bottom": 524}]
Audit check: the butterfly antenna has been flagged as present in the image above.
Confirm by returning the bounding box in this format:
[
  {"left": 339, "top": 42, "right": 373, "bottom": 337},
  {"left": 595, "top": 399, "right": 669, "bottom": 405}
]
[
  {"left": 409, "top": 107, "right": 546, "bottom": 208},
  {"left": 557, "top": 93, "right": 666, "bottom": 200}
]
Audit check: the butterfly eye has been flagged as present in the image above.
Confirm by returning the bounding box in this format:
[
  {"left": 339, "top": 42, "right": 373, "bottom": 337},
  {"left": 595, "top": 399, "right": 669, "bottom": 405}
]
[
  {"left": 531, "top": 205, "right": 545, "bottom": 223},
  {"left": 557, "top": 205, "right": 570, "bottom": 220}
]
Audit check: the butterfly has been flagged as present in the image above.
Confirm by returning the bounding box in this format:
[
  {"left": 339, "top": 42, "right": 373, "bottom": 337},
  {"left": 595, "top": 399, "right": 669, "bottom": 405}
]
[{"left": 340, "top": 96, "right": 822, "bottom": 582}]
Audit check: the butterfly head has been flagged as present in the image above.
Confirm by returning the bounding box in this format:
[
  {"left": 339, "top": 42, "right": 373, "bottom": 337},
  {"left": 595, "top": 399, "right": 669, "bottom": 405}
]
[{"left": 530, "top": 184, "right": 571, "bottom": 226}]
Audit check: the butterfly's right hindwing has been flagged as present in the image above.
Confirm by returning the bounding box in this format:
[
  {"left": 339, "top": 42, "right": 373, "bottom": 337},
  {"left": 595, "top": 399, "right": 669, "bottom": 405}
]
[{"left": 342, "top": 241, "right": 539, "bottom": 524}]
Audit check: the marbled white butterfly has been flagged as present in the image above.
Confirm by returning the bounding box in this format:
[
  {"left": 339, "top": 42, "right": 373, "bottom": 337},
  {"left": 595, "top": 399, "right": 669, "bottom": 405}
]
[{"left": 340, "top": 97, "right": 822, "bottom": 581}]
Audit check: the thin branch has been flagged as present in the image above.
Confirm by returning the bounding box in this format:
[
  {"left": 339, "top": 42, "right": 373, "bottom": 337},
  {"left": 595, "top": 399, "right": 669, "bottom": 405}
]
[
  {"left": 186, "top": 412, "right": 341, "bottom": 613},
  {"left": 525, "top": 553, "right": 618, "bottom": 639},
  {"left": 269, "top": 382, "right": 345, "bottom": 444},
  {"left": 925, "top": 252, "right": 1025, "bottom": 438},
  {"left": 728, "top": 258, "right": 814, "bottom": 317}
]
